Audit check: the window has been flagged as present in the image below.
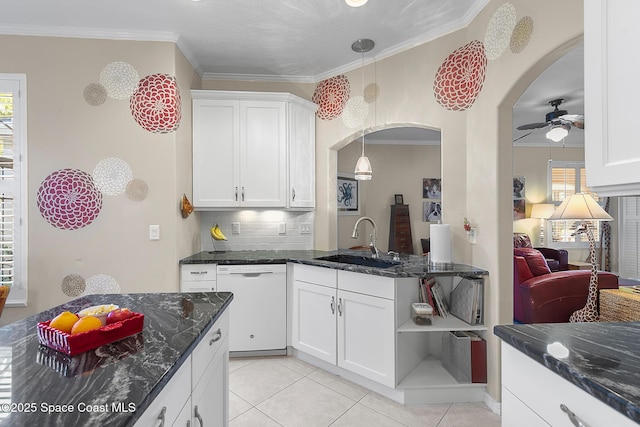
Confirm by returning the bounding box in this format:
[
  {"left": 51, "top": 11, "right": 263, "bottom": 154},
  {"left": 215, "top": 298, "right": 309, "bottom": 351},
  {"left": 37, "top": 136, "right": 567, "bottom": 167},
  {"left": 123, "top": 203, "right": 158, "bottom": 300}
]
[
  {"left": 0, "top": 75, "right": 27, "bottom": 306},
  {"left": 547, "top": 160, "right": 603, "bottom": 247},
  {"left": 619, "top": 197, "right": 640, "bottom": 280}
]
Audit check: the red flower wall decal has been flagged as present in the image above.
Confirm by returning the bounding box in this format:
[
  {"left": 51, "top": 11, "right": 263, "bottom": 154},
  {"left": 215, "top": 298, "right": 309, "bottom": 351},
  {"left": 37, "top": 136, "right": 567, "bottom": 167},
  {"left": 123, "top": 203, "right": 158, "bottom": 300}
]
[
  {"left": 433, "top": 40, "right": 488, "bottom": 111},
  {"left": 37, "top": 169, "right": 103, "bottom": 230},
  {"left": 312, "top": 75, "right": 351, "bottom": 121},
  {"left": 130, "top": 73, "right": 182, "bottom": 133}
]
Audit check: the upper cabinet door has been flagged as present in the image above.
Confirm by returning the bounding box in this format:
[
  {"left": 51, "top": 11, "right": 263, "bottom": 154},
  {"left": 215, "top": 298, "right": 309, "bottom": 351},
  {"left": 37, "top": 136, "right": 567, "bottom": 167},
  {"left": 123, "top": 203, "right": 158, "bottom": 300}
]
[
  {"left": 288, "top": 102, "right": 316, "bottom": 208},
  {"left": 192, "top": 99, "right": 240, "bottom": 207},
  {"left": 240, "top": 101, "right": 287, "bottom": 207},
  {"left": 585, "top": 0, "right": 640, "bottom": 196}
]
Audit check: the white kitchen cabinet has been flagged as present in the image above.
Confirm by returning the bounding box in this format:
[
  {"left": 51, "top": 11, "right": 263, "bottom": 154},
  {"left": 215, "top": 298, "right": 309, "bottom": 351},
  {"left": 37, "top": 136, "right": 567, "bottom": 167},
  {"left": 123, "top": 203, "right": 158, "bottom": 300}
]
[
  {"left": 180, "top": 264, "right": 216, "bottom": 292},
  {"left": 292, "top": 279, "right": 337, "bottom": 363},
  {"left": 501, "top": 343, "right": 636, "bottom": 427},
  {"left": 291, "top": 264, "right": 396, "bottom": 387},
  {"left": 191, "top": 90, "right": 316, "bottom": 208},
  {"left": 191, "top": 336, "right": 229, "bottom": 427},
  {"left": 288, "top": 100, "right": 316, "bottom": 208},
  {"left": 584, "top": 0, "right": 640, "bottom": 196},
  {"left": 337, "top": 288, "right": 395, "bottom": 387},
  {"left": 135, "top": 310, "right": 230, "bottom": 427},
  {"left": 134, "top": 353, "right": 192, "bottom": 427}
]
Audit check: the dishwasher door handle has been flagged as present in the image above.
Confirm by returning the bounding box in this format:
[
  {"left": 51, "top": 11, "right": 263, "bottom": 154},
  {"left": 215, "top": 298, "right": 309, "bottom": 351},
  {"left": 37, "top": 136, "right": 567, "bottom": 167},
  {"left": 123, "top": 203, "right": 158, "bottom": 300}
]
[{"left": 227, "top": 271, "right": 274, "bottom": 277}]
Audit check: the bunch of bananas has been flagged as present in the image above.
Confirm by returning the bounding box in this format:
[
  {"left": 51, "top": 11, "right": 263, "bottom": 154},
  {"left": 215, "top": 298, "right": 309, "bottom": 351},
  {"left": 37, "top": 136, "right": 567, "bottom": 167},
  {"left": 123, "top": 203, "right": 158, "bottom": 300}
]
[{"left": 210, "top": 223, "right": 228, "bottom": 241}]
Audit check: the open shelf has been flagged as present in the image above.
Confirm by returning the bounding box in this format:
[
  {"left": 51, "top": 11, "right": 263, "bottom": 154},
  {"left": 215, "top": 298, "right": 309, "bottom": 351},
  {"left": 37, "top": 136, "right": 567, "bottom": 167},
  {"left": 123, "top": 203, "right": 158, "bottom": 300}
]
[{"left": 397, "top": 316, "right": 486, "bottom": 333}]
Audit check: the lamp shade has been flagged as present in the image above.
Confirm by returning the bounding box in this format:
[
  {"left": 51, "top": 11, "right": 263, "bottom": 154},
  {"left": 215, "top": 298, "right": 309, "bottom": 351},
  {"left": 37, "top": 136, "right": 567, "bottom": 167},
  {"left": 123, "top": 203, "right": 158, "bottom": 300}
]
[
  {"left": 546, "top": 124, "right": 570, "bottom": 142},
  {"left": 548, "top": 193, "right": 613, "bottom": 221},
  {"left": 530, "top": 203, "right": 555, "bottom": 219},
  {"left": 354, "top": 155, "right": 372, "bottom": 180}
]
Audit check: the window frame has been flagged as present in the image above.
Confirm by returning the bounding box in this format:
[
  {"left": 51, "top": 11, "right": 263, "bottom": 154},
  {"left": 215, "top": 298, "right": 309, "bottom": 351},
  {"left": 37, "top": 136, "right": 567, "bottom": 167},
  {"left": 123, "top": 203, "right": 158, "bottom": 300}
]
[
  {"left": 546, "top": 160, "right": 602, "bottom": 249},
  {"left": 0, "top": 74, "right": 28, "bottom": 307}
]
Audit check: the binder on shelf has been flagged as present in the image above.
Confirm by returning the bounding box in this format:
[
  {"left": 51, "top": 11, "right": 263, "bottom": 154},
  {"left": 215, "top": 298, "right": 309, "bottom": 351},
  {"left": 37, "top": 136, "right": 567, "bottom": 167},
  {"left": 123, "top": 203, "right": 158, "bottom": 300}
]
[
  {"left": 441, "top": 330, "right": 487, "bottom": 384},
  {"left": 449, "top": 276, "right": 483, "bottom": 325}
]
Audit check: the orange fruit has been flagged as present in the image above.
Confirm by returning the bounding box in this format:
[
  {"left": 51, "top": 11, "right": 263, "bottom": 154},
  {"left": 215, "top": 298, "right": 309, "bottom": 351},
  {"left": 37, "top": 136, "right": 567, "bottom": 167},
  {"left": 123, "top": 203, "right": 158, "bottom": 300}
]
[
  {"left": 49, "top": 311, "right": 79, "bottom": 334},
  {"left": 70, "top": 315, "right": 103, "bottom": 335}
]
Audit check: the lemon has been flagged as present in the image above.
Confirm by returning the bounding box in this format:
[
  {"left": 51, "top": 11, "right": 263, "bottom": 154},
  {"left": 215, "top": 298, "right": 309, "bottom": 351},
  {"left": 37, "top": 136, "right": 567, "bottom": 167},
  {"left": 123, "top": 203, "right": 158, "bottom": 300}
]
[
  {"left": 70, "top": 315, "right": 103, "bottom": 335},
  {"left": 49, "top": 311, "right": 79, "bottom": 334}
]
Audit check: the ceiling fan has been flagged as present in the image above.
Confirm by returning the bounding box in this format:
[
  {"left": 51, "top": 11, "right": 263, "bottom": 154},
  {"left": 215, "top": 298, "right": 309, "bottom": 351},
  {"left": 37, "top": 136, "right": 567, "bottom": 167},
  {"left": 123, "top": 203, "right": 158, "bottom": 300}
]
[{"left": 514, "top": 98, "right": 584, "bottom": 142}]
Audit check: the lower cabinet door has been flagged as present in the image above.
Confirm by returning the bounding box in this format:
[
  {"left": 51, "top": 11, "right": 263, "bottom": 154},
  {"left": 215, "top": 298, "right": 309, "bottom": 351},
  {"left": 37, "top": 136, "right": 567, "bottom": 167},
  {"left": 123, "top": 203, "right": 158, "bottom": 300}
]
[
  {"left": 292, "top": 280, "right": 337, "bottom": 364},
  {"left": 337, "top": 290, "right": 395, "bottom": 388},
  {"left": 191, "top": 337, "right": 229, "bottom": 427},
  {"left": 172, "top": 397, "right": 192, "bottom": 427}
]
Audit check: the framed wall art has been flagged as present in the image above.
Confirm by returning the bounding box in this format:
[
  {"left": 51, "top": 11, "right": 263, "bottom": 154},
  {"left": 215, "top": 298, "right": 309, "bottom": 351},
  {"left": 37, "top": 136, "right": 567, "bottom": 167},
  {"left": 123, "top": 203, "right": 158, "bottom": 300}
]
[
  {"left": 337, "top": 173, "right": 360, "bottom": 215},
  {"left": 423, "top": 201, "right": 442, "bottom": 222},
  {"left": 423, "top": 178, "right": 442, "bottom": 199}
]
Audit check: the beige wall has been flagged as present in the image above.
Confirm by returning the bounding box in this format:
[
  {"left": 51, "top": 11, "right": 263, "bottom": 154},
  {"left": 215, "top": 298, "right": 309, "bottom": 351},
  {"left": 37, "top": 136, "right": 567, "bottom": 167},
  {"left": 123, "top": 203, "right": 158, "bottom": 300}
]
[
  {"left": 338, "top": 142, "right": 441, "bottom": 254},
  {"left": 1, "top": 36, "right": 196, "bottom": 324}
]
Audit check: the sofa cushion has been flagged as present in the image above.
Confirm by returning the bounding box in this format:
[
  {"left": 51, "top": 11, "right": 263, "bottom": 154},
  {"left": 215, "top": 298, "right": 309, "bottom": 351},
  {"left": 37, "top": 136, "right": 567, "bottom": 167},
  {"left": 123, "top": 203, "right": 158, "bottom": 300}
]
[{"left": 514, "top": 248, "right": 551, "bottom": 276}]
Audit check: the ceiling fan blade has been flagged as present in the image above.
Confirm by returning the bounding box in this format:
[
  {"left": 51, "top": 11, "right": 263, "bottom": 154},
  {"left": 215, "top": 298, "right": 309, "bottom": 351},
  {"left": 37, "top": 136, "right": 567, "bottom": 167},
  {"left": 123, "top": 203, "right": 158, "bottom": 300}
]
[
  {"left": 516, "top": 122, "right": 548, "bottom": 131},
  {"left": 559, "top": 114, "right": 584, "bottom": 129},
  {"left": 513, "top": 130, "right": 536, "bottom": 142}
]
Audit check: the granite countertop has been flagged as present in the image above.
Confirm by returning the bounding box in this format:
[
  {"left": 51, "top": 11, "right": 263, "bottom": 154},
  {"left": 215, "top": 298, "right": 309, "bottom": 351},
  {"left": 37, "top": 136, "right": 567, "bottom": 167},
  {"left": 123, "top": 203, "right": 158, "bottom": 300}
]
[
  {"left": 0, "top": 292, "right": 233, "bottom": 427},
  {"left": 180, "top": 249, "right": 488, "bottom": 278},
  {"left": 494, "top": 322, "right": 640, "bottom": 423}
]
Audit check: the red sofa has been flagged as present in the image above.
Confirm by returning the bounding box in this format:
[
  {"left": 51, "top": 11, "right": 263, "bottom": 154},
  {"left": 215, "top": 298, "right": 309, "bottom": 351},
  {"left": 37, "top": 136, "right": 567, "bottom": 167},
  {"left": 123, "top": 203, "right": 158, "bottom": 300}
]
[{"left": 514, "top": 250, "right": 618, "bottom": 323}]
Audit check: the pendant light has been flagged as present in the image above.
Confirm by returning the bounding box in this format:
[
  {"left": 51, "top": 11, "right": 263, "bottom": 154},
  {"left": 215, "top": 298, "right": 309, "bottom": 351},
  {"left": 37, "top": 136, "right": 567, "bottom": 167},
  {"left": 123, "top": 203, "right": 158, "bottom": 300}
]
[{"left": 352, "top": 38, "right": 374, "bottom": 181}]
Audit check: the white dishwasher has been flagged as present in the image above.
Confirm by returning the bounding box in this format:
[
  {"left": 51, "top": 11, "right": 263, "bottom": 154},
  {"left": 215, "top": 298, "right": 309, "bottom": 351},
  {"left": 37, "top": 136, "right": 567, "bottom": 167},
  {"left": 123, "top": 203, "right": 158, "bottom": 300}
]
[{"left": 217, "top": 264, "right": 287, "bottom": 356}]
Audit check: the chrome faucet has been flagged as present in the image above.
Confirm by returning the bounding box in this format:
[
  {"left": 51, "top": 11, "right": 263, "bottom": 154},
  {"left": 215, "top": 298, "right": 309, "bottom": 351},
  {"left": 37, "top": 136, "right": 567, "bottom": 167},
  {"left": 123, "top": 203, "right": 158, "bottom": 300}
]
[{"left": 351, "top": 216, "right": 379, "bottom": 258}]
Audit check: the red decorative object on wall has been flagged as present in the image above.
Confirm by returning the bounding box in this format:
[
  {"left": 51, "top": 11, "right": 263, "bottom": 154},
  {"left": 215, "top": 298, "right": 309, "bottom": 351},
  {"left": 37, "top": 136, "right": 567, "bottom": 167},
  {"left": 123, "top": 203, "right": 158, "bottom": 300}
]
[
  {"left": 37, "top": 169, "right": 103, "bottom": 230},
  {"left": 433, "top": 40, "right": 488, "bottom": 112},
  {"left": 130, "top": 74, "right": 182, "bottom": 133},
  {"left": 312, "top": 75, "right": 351, "bottom": 120}
]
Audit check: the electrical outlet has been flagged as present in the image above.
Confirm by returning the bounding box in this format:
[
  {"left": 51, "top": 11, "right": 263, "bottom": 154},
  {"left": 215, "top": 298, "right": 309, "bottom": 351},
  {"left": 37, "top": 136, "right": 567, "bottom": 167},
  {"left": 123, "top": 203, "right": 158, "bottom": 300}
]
[
  {"left": 469, "top": 228, "right": 477, "bottom": 244},
  {"left": 278, "top": 223, "right": 286, "bottom": 234},
  {"left": 232, "top": 222, "right": 240, "bottom": 234},
  {"left": 149, "top": 224, "right": 160, "bottom": 240},
  {"left": 300, "top": 223, "right": 312, "bottom": 234}
]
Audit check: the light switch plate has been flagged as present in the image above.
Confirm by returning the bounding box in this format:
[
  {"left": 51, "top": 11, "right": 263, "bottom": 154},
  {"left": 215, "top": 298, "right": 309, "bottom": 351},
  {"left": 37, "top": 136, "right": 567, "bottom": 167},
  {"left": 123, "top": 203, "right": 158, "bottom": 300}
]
[
  {"left": 278, "top": 223, "right": 286, "bottom": 234},
  {"left": 300, "top": 223, "right": 312, "bottom": 234},
  {"left": 468, "top": 228, "right": 477, "bottom": 244},
  {"left": 232, "top": 222, "right": 240, "bottom": 234},
  {"left": 149, "top": 224, "right": 160, "bottom": 240}
]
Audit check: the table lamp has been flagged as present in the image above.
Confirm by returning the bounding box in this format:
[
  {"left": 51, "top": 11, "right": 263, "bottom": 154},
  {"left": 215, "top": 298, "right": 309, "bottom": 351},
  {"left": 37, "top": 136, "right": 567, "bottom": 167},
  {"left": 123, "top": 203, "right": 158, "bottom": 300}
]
[
  {"left": 548, "top": 193, "right": 613, "bottom": 322},
  {"left": 530, "top": 203, "right": 555, "bottom": 245}
]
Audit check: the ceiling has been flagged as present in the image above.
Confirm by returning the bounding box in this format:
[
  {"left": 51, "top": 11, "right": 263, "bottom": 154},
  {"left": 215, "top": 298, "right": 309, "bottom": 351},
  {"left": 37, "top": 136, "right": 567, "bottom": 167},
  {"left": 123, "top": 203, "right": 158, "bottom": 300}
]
[{"left": 0, "top": 0, "right": 487, "bottom": 83}]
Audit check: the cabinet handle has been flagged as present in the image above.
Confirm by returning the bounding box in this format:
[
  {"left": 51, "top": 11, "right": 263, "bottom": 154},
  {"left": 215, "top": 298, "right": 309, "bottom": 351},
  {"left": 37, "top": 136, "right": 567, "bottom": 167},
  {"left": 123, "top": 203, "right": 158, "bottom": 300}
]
[
  {"left": 157, "top": 406, "right": 166, "bottom": 427},
  {"left": 186, "top": 421, "right": 190, "bottom": 427},
  {"left": 189, "top": 271, "right": 208, "bottom": 275},
  {"left": 337, "top": 298, "right": 343, "bottom": 316},
  {"left": 194, "top": 405, "right": 204, "bottom": 426},
  {"left": 560, "top": 404, "right": 590, "bottom": 427},
  {"left": 235, "top": 186, "right": 238, "bottom": 201},
  {"left": 292, "top": 188, "right": 296, "bottom": 201},
  {"left": 330, "top": 296, "right": 335, "bottom": 314},
  {"left": 242, "top": 186, "right": 245, "bottom": 201},
  {"left": 209, "top": 328, "right": 222, "bottom": 345}
]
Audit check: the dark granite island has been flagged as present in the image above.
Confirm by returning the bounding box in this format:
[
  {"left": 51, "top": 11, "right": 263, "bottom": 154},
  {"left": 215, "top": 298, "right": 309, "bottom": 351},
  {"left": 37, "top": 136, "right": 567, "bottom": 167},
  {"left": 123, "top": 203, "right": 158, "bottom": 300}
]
[
  {"left": 495, "top": 322, "right": 640, "bottom": 426},
  {"left": 0, "top": 292, "right": 232, "bottom": 427}
]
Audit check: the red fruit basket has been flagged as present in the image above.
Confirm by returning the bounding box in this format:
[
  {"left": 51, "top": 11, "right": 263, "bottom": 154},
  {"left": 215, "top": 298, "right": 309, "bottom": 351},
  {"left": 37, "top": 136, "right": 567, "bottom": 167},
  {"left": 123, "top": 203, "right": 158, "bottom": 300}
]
[{"left": 37, "top": 312, "right": 144, "bottom": 356}]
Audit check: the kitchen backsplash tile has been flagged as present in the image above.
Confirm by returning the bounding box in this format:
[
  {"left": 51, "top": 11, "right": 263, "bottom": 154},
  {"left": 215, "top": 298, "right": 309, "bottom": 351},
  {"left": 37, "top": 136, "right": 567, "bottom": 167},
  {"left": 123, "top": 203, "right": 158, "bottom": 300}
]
[{"left": 200, "top": 210, "right": 314, "bottom": 251}]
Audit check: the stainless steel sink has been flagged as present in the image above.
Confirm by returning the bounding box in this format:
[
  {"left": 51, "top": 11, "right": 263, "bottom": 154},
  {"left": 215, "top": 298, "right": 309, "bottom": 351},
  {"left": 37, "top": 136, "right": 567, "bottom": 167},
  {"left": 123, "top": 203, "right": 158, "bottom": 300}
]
[{"left": 314, "top": 254, "right": 401, "bottom": 269}]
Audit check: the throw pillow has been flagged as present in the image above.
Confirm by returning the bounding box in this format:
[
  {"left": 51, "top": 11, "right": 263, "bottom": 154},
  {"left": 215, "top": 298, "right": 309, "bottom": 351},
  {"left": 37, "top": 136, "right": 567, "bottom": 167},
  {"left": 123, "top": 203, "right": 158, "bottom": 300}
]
[{"left": 513, "top": 247, "right": 552, "bottom": 276}]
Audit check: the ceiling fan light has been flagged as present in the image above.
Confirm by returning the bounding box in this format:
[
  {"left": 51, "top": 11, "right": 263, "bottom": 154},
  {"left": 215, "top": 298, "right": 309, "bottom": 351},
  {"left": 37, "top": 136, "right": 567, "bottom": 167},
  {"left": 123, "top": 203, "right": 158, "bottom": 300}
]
[
  {"left": 345, "top": 0, "right": 368, "bottom": 7},
  {"left": 546, "top": 124, "right": 570, "bottom": 142},
  {"left": 354, "top": 155, "right": 372, "bottom": 180}
]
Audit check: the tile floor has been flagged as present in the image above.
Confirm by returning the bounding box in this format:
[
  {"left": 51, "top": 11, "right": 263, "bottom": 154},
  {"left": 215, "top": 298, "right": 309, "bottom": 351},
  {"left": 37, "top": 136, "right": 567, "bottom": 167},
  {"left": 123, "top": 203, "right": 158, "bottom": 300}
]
[{"left": 228, "top": 356, "right": 501, "bottom": 427}]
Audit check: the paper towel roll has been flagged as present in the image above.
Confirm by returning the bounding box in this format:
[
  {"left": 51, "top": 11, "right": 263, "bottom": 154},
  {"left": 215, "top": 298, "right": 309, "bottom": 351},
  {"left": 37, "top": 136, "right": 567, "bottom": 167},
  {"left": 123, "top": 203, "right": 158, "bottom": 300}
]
[{"left": 430, "top": 223, "right": 451, "bottom": 264}]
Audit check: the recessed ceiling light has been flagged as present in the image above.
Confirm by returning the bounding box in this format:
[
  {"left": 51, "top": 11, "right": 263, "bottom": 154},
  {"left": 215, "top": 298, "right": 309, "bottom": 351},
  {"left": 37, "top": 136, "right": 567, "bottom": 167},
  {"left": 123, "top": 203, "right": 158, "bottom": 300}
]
[{"left": 346, "top": 0, "right": 368, "bottom": 7}]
